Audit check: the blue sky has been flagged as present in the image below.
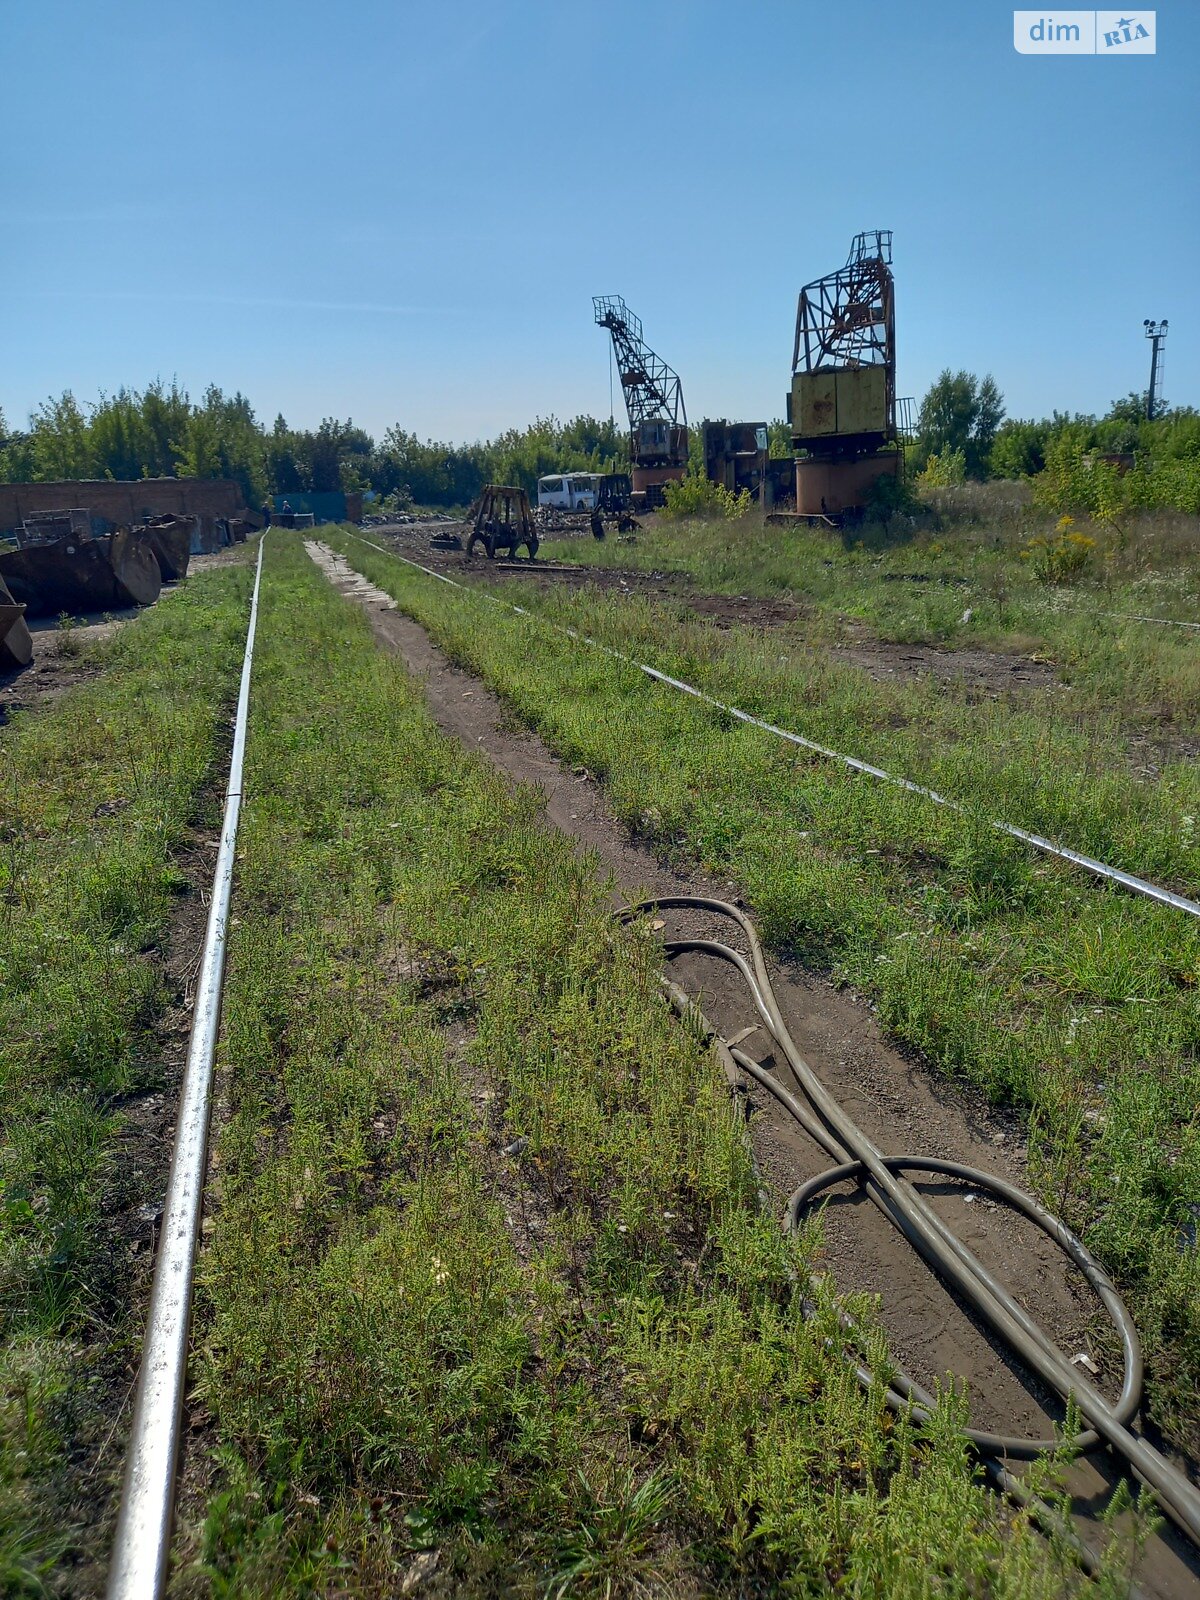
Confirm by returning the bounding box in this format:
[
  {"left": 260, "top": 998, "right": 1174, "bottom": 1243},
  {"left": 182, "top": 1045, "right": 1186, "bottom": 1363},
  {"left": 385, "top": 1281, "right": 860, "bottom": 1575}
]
[{"left": 2, "top": 1, "right": 1195, "bottom": 443}]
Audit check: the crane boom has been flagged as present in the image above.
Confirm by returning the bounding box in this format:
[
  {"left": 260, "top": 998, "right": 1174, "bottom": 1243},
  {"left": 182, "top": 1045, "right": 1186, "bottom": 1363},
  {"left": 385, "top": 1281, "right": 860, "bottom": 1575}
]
[
  {"left": 593, "top": 296, "right": 687, "bottom": 432},
  {"left": 593, "top": 296, "right": 689, "bottom": 505}
]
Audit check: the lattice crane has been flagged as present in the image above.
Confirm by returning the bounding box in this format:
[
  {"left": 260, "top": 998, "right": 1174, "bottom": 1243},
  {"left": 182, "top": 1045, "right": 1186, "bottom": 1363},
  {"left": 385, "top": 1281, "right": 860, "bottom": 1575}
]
[
  {"left": 786, "top": 229, "right": 906, "bottom": 520},
  {"left": 593, "top": 296, "right": 689, "bottom": 505}
]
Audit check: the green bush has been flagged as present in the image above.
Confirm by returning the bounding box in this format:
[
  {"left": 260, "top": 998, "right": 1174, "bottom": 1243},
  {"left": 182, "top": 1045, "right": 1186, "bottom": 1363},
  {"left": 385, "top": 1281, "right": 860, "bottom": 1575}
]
[
  {"left": 1031, "top": 431, "right": 1200, "bottom": 518},
  {"left": 988, "top": 419, "right": 1049, "bottom": 479},
  {"left": 661, "top": 475, "right": 751, "bottom": 520},
  {"left": 1020, "top": 515, "right": 1096, "bottom": 583},
  {"left": 916, "top": 446, "right": 966, "bottom": 488}
]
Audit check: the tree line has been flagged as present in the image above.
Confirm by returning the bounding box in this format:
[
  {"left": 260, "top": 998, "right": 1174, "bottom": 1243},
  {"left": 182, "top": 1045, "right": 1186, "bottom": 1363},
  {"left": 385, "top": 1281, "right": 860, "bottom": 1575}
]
[
  {"left": 0, "top": 384, "right": 628, "bottom": 509},
  {"left": 911, "top": 368, "right": 1200, "bottom": 487},
  {"left": 1, "top": 375, "right": 1196, "bottom": 511}
]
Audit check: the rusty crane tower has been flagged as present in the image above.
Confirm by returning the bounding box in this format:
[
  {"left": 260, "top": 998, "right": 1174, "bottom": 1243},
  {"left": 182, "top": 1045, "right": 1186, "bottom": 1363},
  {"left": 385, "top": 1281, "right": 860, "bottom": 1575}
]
[
  {"left": 788, "top": 229, "right": 905, "bottom": 518},
  {"left": 594, "top": 296, "right": 688, "bottom": 508}
]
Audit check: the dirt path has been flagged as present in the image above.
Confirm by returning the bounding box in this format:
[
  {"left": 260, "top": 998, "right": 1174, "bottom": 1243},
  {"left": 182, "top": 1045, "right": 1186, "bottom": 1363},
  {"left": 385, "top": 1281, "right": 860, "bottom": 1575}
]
[{"left": 305, "top": 539, "right": 1199, "bottom": 1597}]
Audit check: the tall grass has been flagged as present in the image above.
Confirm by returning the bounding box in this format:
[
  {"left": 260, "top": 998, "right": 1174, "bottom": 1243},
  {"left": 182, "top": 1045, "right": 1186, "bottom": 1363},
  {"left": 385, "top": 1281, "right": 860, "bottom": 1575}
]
[
  {"left": 330, "top": 527, "right": 1200, "bottom": 1460},
  {"left": 0, "top": 561, "right": 254, "bottom": 1590},
  {"left": 180, "top": 538, "right": 1118, "bottom": 1596},
  {"left": 540, "top": 505, "right": 1200, "bottom": 726}
]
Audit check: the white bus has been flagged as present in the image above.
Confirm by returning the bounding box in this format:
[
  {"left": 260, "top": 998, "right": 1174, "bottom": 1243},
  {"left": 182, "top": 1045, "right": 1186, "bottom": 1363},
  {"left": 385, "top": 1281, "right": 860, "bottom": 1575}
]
[{"left": 536, "top": 472, "right": 600, "bottom": 512}]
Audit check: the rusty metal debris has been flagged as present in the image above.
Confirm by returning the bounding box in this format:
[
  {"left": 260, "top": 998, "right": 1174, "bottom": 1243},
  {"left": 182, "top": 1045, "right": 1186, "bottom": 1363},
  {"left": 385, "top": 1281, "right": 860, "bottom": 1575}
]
[
  {"left": 0, "top": 527, "right": 162, "bottom": 618},
  {"left": 0, "top": 485, "right": 257, "bottom": 675},
  {"left": 20, "top": 508, "right": 91, "bottom": 544},
  {"left": 596, "top": 473, "right": 632, "bottom": 514},
  {"left": 138, "top": 516, "right": 194, "bottom": 582},
  {"left": 0, "top": 573, "right": 33, "bottom": 670},
  {"left": 703, "top": 421, "right": 795, "bottom": 508}
]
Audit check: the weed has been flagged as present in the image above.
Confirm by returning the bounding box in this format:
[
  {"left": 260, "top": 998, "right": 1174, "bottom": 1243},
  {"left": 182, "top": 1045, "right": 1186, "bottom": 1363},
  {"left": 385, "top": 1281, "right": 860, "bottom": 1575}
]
[
  {"left": 918, "top": 448, "right": 967, "bottom": 488},
  {"left": 661, "top": 476, "right": 751, "bottom": 520},
  {"left": 1021, "top": 519, "right": 1096, "bottom": 584},
  {"left": 53, "top": 613, "right": 80, "bottom": 658}
]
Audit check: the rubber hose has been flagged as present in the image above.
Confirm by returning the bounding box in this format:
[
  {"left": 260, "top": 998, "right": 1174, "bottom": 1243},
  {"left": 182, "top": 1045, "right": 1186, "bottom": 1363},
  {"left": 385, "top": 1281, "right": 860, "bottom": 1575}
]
[{"left": 627, "top": 895, "right": 1200, "bottom": 1547}]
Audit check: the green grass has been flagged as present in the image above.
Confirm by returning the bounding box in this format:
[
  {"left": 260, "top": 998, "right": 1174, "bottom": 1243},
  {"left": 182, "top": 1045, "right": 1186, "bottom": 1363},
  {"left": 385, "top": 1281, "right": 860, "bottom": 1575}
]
[
  {"left": 177, "top": 537, "right": 1133, "bottom": 1597},
  {"left": 329, "top": 526, "right": 1200, "bottom": 1462},
  {"left": 0, "top": 558, "right": 255, "bottom": 1592},
  {"left": 540, "top": 496, "right": 1200, "bottom": 728}
]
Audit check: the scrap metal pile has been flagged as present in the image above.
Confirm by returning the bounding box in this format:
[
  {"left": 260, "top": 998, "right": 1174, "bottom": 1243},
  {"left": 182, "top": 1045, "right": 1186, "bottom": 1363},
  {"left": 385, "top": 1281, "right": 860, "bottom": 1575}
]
[{"left": 0, "top": 508, "right": 249, "bottom": 673}]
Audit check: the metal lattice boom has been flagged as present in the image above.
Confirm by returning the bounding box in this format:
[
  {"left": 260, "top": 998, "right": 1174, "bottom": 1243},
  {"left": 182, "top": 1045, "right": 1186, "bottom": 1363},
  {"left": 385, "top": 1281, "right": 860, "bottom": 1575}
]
[
  {"left": 793, "top": 229, "right": 895, "bottom": 375},
  {"left": 593, "top": 296, "right": 687, "bottom": 432}
]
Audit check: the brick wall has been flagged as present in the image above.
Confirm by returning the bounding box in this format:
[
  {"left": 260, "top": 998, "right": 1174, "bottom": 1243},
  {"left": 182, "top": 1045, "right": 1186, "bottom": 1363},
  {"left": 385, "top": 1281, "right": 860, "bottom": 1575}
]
[{"left": 0, "top": 478, "right": 244, "bottom": 535}]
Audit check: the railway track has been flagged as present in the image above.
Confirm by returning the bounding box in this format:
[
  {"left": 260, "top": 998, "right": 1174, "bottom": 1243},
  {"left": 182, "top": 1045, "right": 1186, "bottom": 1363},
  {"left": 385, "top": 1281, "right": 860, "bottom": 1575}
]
[
  {"left": 105, "top": 533, "right": 1200, "bottom": 1595},
  {"left": 348, "top": 532, "right": 1200, "bottom": 921},
  {"left": 107, "top": 536, "right": 265, "bottom": 1600},
  {"left": 405, "top": 537, "right": 1200, "bottom": 632},
  {"left": 487, "top": 559, "right": 591, "bottom": 574}
]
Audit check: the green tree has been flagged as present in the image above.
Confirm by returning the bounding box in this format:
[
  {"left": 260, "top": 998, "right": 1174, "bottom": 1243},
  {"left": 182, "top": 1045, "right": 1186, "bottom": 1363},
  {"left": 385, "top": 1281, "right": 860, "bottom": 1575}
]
[
  {"left": 173, "top": 410, "right": 224, "bottom": 481},
  {"left": 297, "top": 418, "right": 374, "bottom": 494},
  {"left": 264, "top": 415, "right": 307, "bottom": 496},
  {"left": 28, "top": 393, "right": 94, "bottom": 480},
  {"left": 88, "top": 388, "right": 153, "bottom": 482},
  {"left": 190, "top": 387, "right": 268, "bottom": 502},
  {"left": 915, "top": 370, "right": 1005, "bottom": 479},
  {"left": 137, "top": 381, "right": 193, "bottom": 476},
  {"left": 768, "top": 419, "right": 792, "bottom": 459},
  {"left": 989, "top": 418, "right": 1049, "bottom": 479}
]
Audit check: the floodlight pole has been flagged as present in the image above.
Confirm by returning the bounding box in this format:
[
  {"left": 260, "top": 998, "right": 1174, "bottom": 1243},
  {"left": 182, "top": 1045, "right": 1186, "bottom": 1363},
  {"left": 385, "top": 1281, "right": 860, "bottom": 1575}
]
[{"left": 1144, "top": 319, "right": 1168, "bottom": 420}]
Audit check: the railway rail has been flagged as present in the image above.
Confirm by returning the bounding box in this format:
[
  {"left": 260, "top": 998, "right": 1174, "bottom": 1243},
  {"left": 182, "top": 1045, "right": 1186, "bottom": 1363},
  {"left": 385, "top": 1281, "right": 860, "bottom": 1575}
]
[
  {"left": 347, "top": 532, "right": 1200, "bottom": 921},
  {"left": 107, "top": 535, "right": 265, "bottom": 1600},
  {"left": 383, "top": 527, "right": 1200, "bottom": 633},
  {"left": 487, "top": 559, "right": 592, "bottom": 574},
  {"left": 104, "top": 533, "right": 1200, "bottom": 1595}
]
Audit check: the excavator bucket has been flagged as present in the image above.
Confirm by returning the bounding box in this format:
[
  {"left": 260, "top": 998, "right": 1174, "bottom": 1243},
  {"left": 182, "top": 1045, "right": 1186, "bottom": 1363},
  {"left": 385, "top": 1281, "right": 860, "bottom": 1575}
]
[
  {"left": 0, "top": 528, "right": 162, "bottom": 619},
  {"left": 0, "top": 573, "right": 33, "bottom": 671}
]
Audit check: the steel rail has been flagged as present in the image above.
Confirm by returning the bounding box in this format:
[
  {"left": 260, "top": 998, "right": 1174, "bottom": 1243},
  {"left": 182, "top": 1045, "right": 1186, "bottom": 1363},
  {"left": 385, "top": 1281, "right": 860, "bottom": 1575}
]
[
  {"left": 1097, "top": 610, "right": 1200, "bottom": 631},
  {"left": 640, "top": 894, "right": 1200, "bottom": 1552},
  {"left": 343, "top": 533, "right": 1200, "bottom": 921},
  {"left": 107, "top": 534, "right": 267, "bottom": 1600}
]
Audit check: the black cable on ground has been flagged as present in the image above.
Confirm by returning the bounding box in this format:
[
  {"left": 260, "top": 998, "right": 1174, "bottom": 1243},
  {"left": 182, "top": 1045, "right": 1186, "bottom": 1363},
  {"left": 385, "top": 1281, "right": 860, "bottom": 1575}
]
[{"left": 628, "top": 895, "right": 1200, "bottom": 1561}]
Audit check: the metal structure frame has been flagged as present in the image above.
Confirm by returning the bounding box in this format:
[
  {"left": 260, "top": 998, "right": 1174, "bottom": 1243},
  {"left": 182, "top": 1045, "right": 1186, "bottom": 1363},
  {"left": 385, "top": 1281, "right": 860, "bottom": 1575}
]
[
  {"left": 792, "top": 229, "right": 896, "bottom": 436},
  {"left": 593, "top": 295, "right": 687, "bottom": 457},
  {"left": 1144, "top": 319, "right": 1168, "bottom": 420},
  {"left": 466, "top": 484, "right": 538, "bottom": 560}
]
